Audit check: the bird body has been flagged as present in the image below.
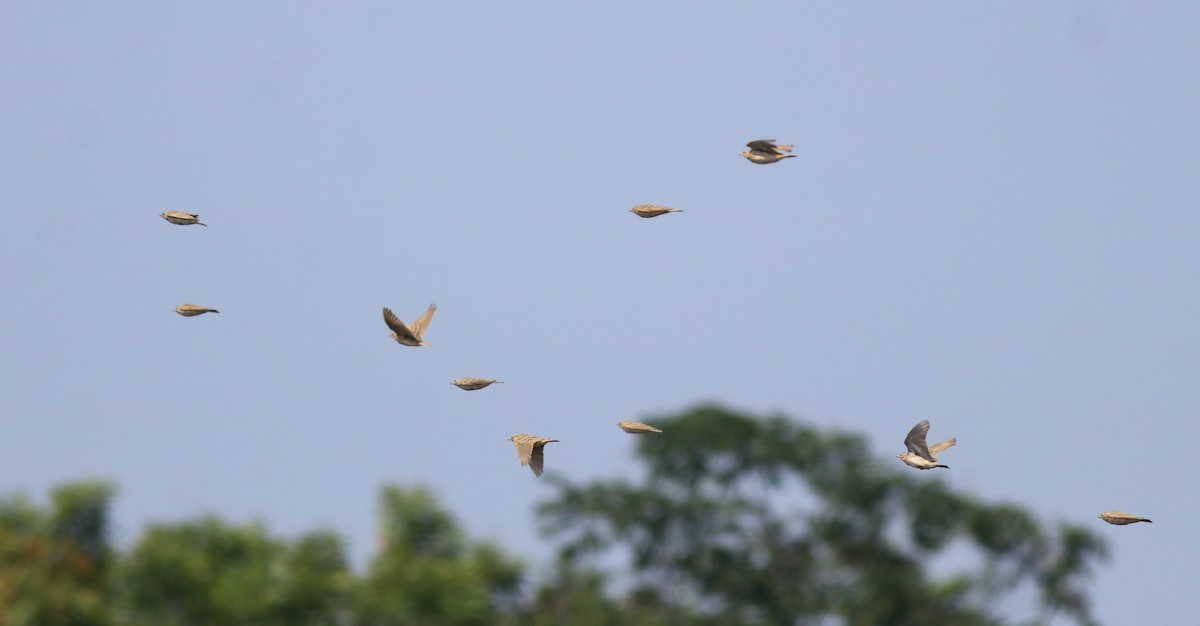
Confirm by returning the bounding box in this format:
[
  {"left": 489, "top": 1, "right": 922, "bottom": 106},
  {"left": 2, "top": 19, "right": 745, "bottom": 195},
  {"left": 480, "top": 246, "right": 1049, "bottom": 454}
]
[
  {"left": 629, "top": 204, "right": 684, "bottom": 218},
  {"left": 897, "top": 420, "right": 955, "bottom": 470},
  {"left": 740, "top": 139, "right": 796, "bottom": 164},
  {"left": 508, "top": 434, "right": 558, "bottom": 477},
  {"left": 618, "top": 420, "right": 663, "bottom": 434},
  {"left": 160, "top": 211, "right": 207, "bottom": 226},
  {"left": 383, "top": 304, "right": 437, "bottom": 347},
  {"left": 174, "top": 304, "right": 219, "bottom": 316},
  {"left": 451, "top": 378, "right": 502, "bottom": 390},
  {"left": 1099, "top": 511, "right": 1153, "bottom": 525}
]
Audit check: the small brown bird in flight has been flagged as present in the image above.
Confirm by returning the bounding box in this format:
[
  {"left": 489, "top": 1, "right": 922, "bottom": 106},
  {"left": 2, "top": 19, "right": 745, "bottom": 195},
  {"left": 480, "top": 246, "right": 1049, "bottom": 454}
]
[
  {"left": 896, "top": 420, "right": 956, "bottom": 470},
  {"left": 451, "top": 378, "right": 502, "bottom": 391},
  {"left": 382, "top": 304, "right": 436, "bottom": 347},
  {"left": 160, "top": 211, "right": 207, "bottom": 226},
  {"left": 740, "top": 139, "right": 796, "bottom": 164},
  {"left": 508, "top": 434, "right": 558, "bottom": 477},
  {"left": 617, "top": 420, "right": 662, "bottom": 434},
  {"left": 174, "top": 304, "right": 219, "bottom": 316},
  {"left": 1098, "top": 511, "right": 1153, "bottom": 525},
  {"left": 629, "top": 204, "right": 684, "bottom": 219}
]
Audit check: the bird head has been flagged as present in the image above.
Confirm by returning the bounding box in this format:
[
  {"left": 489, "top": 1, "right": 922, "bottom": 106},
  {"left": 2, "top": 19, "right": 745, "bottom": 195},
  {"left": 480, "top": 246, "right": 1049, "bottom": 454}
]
[
  {"left": 895, "top": 453, "right": 905, "bottom": 459},
  {"left": 739, "top": 150, "right": 751, "bottom": 158}
]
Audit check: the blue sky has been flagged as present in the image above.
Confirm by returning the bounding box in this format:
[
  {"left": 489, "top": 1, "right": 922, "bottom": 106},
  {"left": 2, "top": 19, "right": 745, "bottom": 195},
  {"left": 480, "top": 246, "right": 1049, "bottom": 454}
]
[{"left": 2, "top": 2, "right": 1197, "bottom": 623}]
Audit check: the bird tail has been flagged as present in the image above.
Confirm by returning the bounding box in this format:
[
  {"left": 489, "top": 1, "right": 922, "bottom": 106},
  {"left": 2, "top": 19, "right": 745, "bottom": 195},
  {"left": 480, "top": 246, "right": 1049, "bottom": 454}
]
[
  {"left": 935, "top": 464, "right": 949, "bottom": 469},
  {"left": 198, "top": 221, "right": 208, "bottom": 226},
  {"left": 781, "top": 154, "right": 797, "bottom": 159},
  {"left": 211, "top": 310, "right": 220, "bottom": 314}
]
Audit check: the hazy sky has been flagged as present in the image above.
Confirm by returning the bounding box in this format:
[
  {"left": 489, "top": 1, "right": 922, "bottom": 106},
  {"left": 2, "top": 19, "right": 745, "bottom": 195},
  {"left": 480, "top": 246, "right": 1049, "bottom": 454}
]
[{"left": 2, "top": 2, "right": 1197, "bottom": 623}]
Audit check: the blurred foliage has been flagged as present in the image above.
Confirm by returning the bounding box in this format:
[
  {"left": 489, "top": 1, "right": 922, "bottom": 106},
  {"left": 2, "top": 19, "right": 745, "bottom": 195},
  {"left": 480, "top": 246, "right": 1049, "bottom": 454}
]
[
  {"left": 0, "top": 405, "right": 1107, "bottom": 625},
  {"left": 0, "top": 481, "right": 115, "bottom": 626},
  {"left": 115, "top": 517, "right": 349, "bottom": 625},
  {"left": 353, "top": 485, "right": 523, "bottom": 626},
  {"left": 536, "top": 404, "right": 1109, "bottom": 626}
]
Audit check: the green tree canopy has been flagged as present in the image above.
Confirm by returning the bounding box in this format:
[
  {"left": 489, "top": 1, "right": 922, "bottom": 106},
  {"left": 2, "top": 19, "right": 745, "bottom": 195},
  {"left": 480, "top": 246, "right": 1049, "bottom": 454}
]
[
  {"left": 0, "top": 481, "right": 115, "bottom": 626},
  {"left": 115, "top": 516, "right": 349, "bottom": 626},
  {"left": 0, "top": 409, "right": 1109, "bottom": 626},
  {"left": 354, "top": 485, "right": 524, "bottom": 626},
  {"left": 536, "top": 404, "right": 1108, "bottom": 626}
]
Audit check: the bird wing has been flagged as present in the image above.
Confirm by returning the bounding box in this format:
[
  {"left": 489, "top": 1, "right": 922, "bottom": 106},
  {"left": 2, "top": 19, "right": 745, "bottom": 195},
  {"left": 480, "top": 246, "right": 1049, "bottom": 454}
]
[
  {"left": 619, "top": 421, "right": 662, "bottom": 433},
  {"left": 529, "top": 445, "right": 545, "bottom": 477},
  {"left": 746, "top": 139, "right": 779, "bottom": 152},
  {"left": 409, "top": 303, "right": 437, "bottom": 339},
  {"left": 903, "top": 420, "right": 936, "bottom": 461},
  {"left": 511, "top": 436, "right": 535, "bottom": 466},
  {"left": 1105, "top": 511, "right": 1151, "bottom": 524},
  {"left": 383, "top": 307, "right": 420, "bottom": 342},
  {"left": 927, "top": 437, "right": 956, "bottom": 458}
]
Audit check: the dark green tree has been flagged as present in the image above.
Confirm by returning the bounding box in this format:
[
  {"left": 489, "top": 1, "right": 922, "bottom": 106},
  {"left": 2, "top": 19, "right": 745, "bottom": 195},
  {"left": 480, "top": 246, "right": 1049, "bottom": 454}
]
[
  {"left": 516, "top": 556, "right": 700, "bottom": 626},
  {"left": 115, "top": 516, "right": 350, "bottom": 626},
  {"left": 353, "top": 484, "right": 524, "bottom": 626},
  {"left": 0, "top": 481, "right": 116, "bottom": 626},
  {"left": 537, "top": 404, "right": 1108, "bottom": 626}
]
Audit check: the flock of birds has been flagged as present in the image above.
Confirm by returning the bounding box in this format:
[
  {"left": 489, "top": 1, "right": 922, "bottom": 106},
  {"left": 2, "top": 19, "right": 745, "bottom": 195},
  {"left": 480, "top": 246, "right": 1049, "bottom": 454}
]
[{"left": 159, "top": 139, "right": 1151, "bottom": 527}]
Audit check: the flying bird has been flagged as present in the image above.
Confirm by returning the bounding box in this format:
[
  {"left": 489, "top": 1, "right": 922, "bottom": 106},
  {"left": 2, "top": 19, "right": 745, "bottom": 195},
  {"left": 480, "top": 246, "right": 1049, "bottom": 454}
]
[
  {"left": 618, "top": 420, "right": 662, "bottom": 434},
  {"left": 382, "top": 304, "right": 437, "bottom": 347},
  {"left": 508, "top": 434, "right": 558, "bottom": 477},
  {"left": 740, "top": 139, "right": 796, "bottom": 164},
  {"left": 174, "top": 304, "right": 219, "bottom": 316},
  {"left": 629, "top": 204, "right": 684, "bottom": 218},
  {"left": 451, "top": 378, "right": 502, "bottom": 391},
  {"left": 896, "top": 420, "right": 956, "bottom": 470},
  {"left": 1098, "top": 511, "right": 1153, "bottom": 525},
  {"left": 160, "top": 211, "right": 207, "bottom": 226}
]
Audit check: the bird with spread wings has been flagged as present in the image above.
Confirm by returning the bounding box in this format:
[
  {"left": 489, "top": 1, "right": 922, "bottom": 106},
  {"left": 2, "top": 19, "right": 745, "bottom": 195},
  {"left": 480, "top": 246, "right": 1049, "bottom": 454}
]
[{"left": 382, "top": 304, "right": 437, "bottom": 347}]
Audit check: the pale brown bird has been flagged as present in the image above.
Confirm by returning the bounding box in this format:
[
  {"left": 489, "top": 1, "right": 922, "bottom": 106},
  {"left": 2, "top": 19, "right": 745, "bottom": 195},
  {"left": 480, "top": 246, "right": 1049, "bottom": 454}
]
[
  {"left": 629, "top": 204, "right": 684, "bottom": 219},
  {"left": 896, "top": 420, "right": 956, "bottom": 470},
  {"left": 1098, "top": 511, "right": 1153, "bottom": 525},
  {"left": 160, "top": 211, "right": 207, "bottom": 226},
  {"left": 174, "top": 304, "right": 219, "bottom": 316},
  {"left": 382, "top": 304, "right": 436, "bottom": 347},
  {"left": 740, "top": 139, "right": 796, "bottom": 164},
  {"left": 451, "top": 378, "right": 502, "bottom": 391},
  {"left": 508, "top": 434, "right": 558, "bottom": 477},
  {"left": 617, "top": 420, "right": 662, "bottom": 434}
]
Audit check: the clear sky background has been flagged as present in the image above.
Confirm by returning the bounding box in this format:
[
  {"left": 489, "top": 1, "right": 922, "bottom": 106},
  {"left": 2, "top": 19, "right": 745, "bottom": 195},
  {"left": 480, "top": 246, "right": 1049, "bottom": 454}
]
[{"left": 2, "top": 2, "right": 1197, "bottom": 623}]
